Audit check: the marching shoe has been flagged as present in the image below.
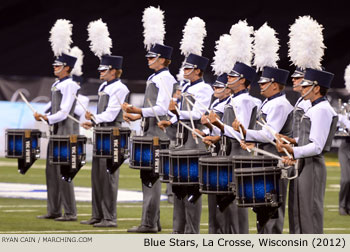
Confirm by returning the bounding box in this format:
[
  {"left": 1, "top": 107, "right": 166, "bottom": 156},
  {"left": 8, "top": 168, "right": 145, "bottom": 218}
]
[
  {"left": 37, "top": 214, "right": 61, "bottom": 219},
  {"left": 55, "top": 214, "right": 77, "bottom": 221},
  {"left": 80, "top": 218, "right": 101, "bottom": 225},
  {"left": 93, "top": 219, "right": 117, "bottom": 227},
  {"left": 127, "top": 225, "right": 158, "bottom": 233}
]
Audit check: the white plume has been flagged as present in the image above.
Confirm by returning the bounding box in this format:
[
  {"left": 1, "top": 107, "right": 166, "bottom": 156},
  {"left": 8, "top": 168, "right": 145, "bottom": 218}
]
[
  {"left": 229, "top": 20, "right": 254, "bottom": 66},
  {"left": 177, "top": 65, "right": 185, "bottom": 82},
  {"left": 211, "top": 34, "right": 235, "bottom": 75},
  {"left": 180, "top": 17, "right": 207, "bottom": 56},
  {"left": 253, "top": 23, "right": 280, "bottom": 71},
  {"left": 142, "top": 6, "right": 165, "bottom": 50},
  {"left": 288, "top": 16, "right": 325, "bottom": 70},
  {"left": 70, "top": 46, "right": 84, "bottom": 76},
  {"left": 87, "top": 19, "right": 112, "bottom": 59},
  {"left": 344, "top": 64, "right": 350, "bottom": 93},
  {"left": 49, "top": 19, "right": 73, "bottom": 57}
]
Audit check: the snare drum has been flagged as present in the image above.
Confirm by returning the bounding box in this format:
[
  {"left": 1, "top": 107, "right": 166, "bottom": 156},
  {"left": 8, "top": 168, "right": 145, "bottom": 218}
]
[
  {"left": 199, "top": 156, "right": 233, "bottom": 194},
  {"left": 5, "top": 129, "right": 42, "bottom": 174},
  {"left": 169, "top": 149, "right": 210, "bottom": 185},
  {"left": 232, "top": 155, "right": 281, "bottom": 207},
  {"left": 93, "top": 127, "right": 130, "bottom": 158},
  {"left": 49, "top": 135, "right": 87, "bottom": 182},
  {"left": 159, "top": 149, "right": 170, "bottom": 183},
  {"left": 130, "top": 136, "right": 170, "bottom": 170}
]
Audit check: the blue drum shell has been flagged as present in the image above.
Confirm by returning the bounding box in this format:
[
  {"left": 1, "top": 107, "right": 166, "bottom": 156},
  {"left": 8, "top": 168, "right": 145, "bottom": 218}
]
[
  {"left": 134, "top": 144, "right": 153, "bottom": 166},
  {"left": 202, "top": 166, "right": 233, "bottom": 191},
  {"left": 238, "top": 174, "right": 277, "bottom": 202},
  {"left": 173, "top": 158, "right": 199, "bottom": 182},
  {"left": 8, "top": 135, "right": 23, "bottom": 156},
  {"left": 96, "top": 134, "right": 111, "bottom": 155},
  {"left": 53, "top": 142, "right": 70, "bottom": 162}
]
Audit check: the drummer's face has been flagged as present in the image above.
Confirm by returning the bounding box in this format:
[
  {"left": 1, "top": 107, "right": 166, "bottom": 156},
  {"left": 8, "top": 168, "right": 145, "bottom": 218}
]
[
  {"left": 213, "top": 87, "right": 225, "bottom": 98},
  {"left": 292, "top": 77, "right": 303, "bottom": 93},
  {"left": 301, "top": 85, "right": 314, "bottom": 100}
]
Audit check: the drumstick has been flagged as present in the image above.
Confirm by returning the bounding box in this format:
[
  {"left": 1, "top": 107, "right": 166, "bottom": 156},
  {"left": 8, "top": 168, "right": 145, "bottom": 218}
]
[
  {"left": 260, "top": 117, "right": 291, "bottom": 144},
  {"left": 224, "top": 125, "right": 251, "bottom": 153},
  {"left": 178, "top": 120, "right": 215, "bottom": 148},
  {"left": 249, "top": 147, "right": 283, "bottom": 161},
  {"left": 182, "top": 93, "right": 226, "bottom": 129},
  {"left": 19, "top": 91, "right": 49, "bottom": 125},
  {"left": 146, "top": 98, "right": 166, "bottom": 133},
  {"left": 164, "top": 85, "right": 181, "bottom": 115},
  {"left": 73, "top": 93, "right": 97, "bottom": 124},
  {"left": 184, "top": 97, "right": 199, "bottom": 144},
  {"left": 65, "top": 113, "right": 93, "bottom": 132},
  {"left": 256, "top": 120, "right": 293, "bottom": 158},
  {"left": 183, "top": 95, "right": 218, "bottom": 130},
  {"left": 230, "top": 99, "right": 244, "bottom": 139}
]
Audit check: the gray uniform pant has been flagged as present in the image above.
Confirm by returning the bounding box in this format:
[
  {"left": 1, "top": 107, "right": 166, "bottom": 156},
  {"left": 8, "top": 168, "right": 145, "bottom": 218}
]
[
  {"left": 173, "top": 193, "right": 202, "bottom": 234},
  {"left": 141, "top": 179, "right": 161, "bottom": 227},
  {"left": 294, "top": 156, "right": 327, "bottom": 233},
  {"left": 45, "top": 146, "right": 76, "bottom": 216},
  {"left": 208, "top": 195, "right": 249, "bottom": 234},
  {"left": 339, "top": 141, "right": 350, "bottom": 212},
  {"left": 91, "top": 157, "right": 119, "bottom": 221}
]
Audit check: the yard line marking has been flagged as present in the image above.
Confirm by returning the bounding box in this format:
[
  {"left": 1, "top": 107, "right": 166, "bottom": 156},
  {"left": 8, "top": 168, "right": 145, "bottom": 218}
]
[{"left": 2, "top": 209, "right": 36, "bottom": 213}]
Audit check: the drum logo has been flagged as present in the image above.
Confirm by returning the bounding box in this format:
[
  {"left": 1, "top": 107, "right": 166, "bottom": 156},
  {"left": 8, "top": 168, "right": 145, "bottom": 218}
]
[
  {"left": 25, "top": 140, "right": 31, "bottom": 163},
  {"left": 113, "top": 139, "right": 119, "bottom": 162},
  {"left": 71, "top": 146, "right": 76, "bottom": 169},
  {"left": 154, "top": 149, "right": 160, "bottom": 173}
]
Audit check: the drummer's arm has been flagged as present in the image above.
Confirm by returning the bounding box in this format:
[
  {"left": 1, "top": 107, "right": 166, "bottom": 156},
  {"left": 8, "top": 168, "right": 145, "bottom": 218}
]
[
  {"left": 94, "top": 88, "right": 128, "bottom": 124},
  {"left": 293, "top": 110, "right": 332, "bottom": 159},
  {"left": 47, "top": 83, "right": 79, "bottom": 124}
]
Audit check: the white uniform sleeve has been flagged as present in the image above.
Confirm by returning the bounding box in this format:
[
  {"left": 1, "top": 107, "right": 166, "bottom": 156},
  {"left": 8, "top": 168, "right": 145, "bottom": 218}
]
[
  {"left": 142, "top": 76, "right": 173, "bottom": 117},
  {"left": 293, "top": 109, "right": 334, "bottom": 158},
  {"left": 94, "top": 86, "right": 129, "bottom": 124},
  {"left": 74, "top": 95, "right": 89, "bottom": 117},
  {"left": 47, "top": 82, "right": 80, "bottom": 124},
  {"left": 246, "top": 104, "right": 288, "bottom": 143},
  {"left": 179, "top": 86, "right": 213, "bottom": 120},
  {"left": 224, "top": 125, "right": 242, "bottom": 140}
]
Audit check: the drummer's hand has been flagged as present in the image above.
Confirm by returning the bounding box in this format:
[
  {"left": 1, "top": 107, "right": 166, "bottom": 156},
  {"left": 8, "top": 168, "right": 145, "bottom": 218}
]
[
  {"left": 158, "top": 120, "right": 171, "bottom": 130},
  {"left": 82, "top": 121, "right": 93, "bottom": 129},
  {"left": 169, "top": 99, "right": 178, "bottom": 116},
  {"left": 208, "top": 111, "right": 219, "bottom": 124},
  {"left": 240, "top": 141, "right": 255, "bottom": 150},
  {"left": 192, "top": 129, "right": 205, "bottom": 139},
  {"left": 201, "top": 114, "right": 209, "bottom": 125},
  {"left": 123, "top": 113, "right": 141, "bottom": 122},
  {"left": 276, "top": 141, "right": 294, "bottom": 155},
  {"left": 282, "top": 156, "right": 297, "bottom": 166},
  {"left": 34, "top": 112, "right": 48, "bottom": 122},
  {"left": 275, "top": 133, "right": 296, "bottom": 145},
  {"left": 203, "top": 135, "right": 220, "bottom": 145},
  {"left": 85, "top": 111, "right": 93, "bottom": 120},
  {"left": 232, "top": 119, "right": 246, "bottom": 136}
]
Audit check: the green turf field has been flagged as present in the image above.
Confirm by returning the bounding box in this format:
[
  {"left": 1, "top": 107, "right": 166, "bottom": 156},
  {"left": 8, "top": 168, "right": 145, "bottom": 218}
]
[{"left": 0, "top": 153, "right": 349, "bottom": 234}]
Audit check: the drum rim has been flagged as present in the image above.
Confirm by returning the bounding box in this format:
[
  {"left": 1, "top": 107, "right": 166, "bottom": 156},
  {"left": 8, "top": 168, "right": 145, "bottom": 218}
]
[
  {"left": 231, "top": 155, "right": 280, "bottom": 161},
  {"left": 199, "top": 156, "right": 232, "bottom": 162},
  {"left": 169, "top": 149, "right": 210, "bottom": 156}
]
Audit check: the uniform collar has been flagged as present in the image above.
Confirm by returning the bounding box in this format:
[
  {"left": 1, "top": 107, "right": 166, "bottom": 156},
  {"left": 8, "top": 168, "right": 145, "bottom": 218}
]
[
  {"left": 190, "top": 78, "right": 203, "bottom": 86},
  {"left": 311, "top": 96, "right": 327, "bottom": 107},
  {"left": 233, "top": 89, "right": 248, "bottom": 97},
  {"left": 106, "top": 78, "right": 120, "bottom": 85},
  {"left": 267, "top": 91, "right": 285, "bottom": 101},
  {"left": 154, "top": 67, "right": 168, "bottom": 76}
]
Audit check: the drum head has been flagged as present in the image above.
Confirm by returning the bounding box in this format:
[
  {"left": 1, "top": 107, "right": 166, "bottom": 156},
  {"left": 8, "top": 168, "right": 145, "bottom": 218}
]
[{"left": 199, "top": 156, "right": 231, "bottom": 163}]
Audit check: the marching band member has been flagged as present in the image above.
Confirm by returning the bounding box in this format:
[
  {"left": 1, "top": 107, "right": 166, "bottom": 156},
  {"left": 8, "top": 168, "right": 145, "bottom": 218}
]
[
  {"left": 276, "top": 68, "right": 338, "bottom": 233},
  {"left": 232, "top": 23, "right": 293, "bottom": 234},
  {"left": 158, "top": 17, "right": 212, "bottom": 234},
  {"left": 35, "top": 19, "right": 79, "bottom": 221},
  {"left": 123, "top": 6, "right": 176, "bottom": 234},
  {"left": 80, "top": 20, "right": 130, "bottom": 227},
  {"left": 287, "top": 15, "right": 323, "bottom": 232},
  {"left": 338, "top": 64, "right": 350, "bottom": 216}
]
